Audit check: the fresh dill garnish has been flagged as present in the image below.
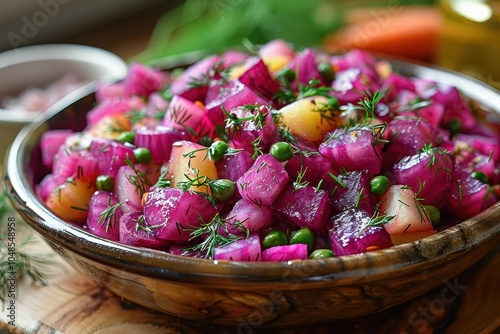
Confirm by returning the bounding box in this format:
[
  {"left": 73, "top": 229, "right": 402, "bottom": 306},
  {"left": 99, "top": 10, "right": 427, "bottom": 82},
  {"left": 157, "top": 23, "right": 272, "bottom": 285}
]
[
  {"left": 251, "top": 136, "right": 264, "bottom": 159},
  {"left": 182, "top": 214, "right": 249, "bottom": 259},
  {"left": 292, "top": 165, "right": 310, "bottom": 193},
  {"left": 125, "top": 156, "right": 153, "bottom": 196},
  {"left": 155, "top": 170, "right": 172, "bottom": 188},
  {"left": 176, "top": 169, "right": 232, "bottom": 206},
  {"left": 327, "top": 172, "right": 347, "bottom": 189},
  {"left": 98, "top": 200, "right": 124, "bottom": 232},
  {"left": 134, "top": 215, "right": 162, "bottom": 236},
  {"left": 223, "top": 104, "right": 269, "bottom": 139}
]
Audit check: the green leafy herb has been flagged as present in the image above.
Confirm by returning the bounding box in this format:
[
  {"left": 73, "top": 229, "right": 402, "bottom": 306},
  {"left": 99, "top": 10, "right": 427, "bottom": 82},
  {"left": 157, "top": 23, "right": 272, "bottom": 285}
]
[
  {"left": 293, "top": 166, "right": 310, "bottom": 193},
  {"left": 98, "top": 200, "right": 124, "bottom": 232},
  {"left": 182, "top": 214, "right": 249, "bottom": 259}
]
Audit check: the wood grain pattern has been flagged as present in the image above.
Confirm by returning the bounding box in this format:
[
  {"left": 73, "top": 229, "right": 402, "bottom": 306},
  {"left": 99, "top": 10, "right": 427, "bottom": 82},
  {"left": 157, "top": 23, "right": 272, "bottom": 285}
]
[{"left": 1, "top": 236, "right": 498, "bottom": 334}]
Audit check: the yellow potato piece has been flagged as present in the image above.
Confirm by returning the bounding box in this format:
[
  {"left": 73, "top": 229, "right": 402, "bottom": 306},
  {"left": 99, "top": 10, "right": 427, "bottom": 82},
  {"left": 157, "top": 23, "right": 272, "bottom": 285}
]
[
  {"left": 168, "top": 140, "right": 218, "bottom": 194},
  {"left": 276, "top": 95, "right": 339, "bottom": 143}
]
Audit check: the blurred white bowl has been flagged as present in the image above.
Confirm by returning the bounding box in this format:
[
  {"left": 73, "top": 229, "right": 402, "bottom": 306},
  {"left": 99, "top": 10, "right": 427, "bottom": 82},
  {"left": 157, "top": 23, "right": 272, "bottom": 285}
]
[{"left": 0, "top": 44, "right": 127, "bottom": 163}]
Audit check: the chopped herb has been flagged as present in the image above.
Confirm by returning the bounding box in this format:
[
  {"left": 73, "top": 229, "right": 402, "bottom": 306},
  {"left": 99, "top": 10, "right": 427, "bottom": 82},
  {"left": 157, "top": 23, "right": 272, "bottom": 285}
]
[
  {"left": 98, "top": 200, "right": 124, "bottom": 233},
  {"left": 182, "top": 214, "right": 249, "bottom": 259}
]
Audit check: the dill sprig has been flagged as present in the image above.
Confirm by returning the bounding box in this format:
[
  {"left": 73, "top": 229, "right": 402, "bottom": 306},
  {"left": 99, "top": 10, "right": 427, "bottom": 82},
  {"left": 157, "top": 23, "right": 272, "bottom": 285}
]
[
  {"left": 176, "top": 169, "right": 231, "bottom": 206},
  {"left": 182, "top": 214, "right": 249, "bottom": 259},
  {"left": 125, "top": 156, "right": 153, "bottom": 196},
  {"left": 98, "top": 200, "right": 124, "bottom": 232},
  {"left": 292, "top": 166, "right": 310, "bottom": 193}
]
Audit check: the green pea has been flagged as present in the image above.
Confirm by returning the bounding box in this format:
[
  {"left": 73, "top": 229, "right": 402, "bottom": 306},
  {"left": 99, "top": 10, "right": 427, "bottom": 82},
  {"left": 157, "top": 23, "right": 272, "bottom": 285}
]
[
  {"left": 117, "top": 131, "right": 135, "bottom": 144},
  {"left": 471, "top": 171, "right": 489, "bottom": 184},
  {"left": 289, "top": 227, "right": 315, "bottom": 252},
  {"left": 209, "top": 140, "right": 229, "bottom": 161},
  {"left": 370, "top": 175, "right": 390, "bottom": 196},
  {"left": 96, "top": 175, "right": 114, "bottom": 191},
  {"left": 317, "top": 62, "right": 335, "bottom": 83},
  {"left": 424, "top": 205, "right": 441, "bottom": 225},
  {"left": 133, "top": 147, "right": 152, "bottom": 164},
  {"left": 262, "top": 230, "right": 288, "bottom": 250},
  {"left": 211, "top": 179, "right": 236, "bottom": 202},
  {"left": 269, "top": 142, "right": 294, "bottom": 162},
  {"left": 309, "top": 249, "right": 335, "bottom": 259}
]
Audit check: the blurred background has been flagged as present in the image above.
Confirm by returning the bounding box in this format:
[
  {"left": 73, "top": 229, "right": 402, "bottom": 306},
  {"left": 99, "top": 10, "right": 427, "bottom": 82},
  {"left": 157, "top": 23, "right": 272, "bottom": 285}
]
[{"left": 1, "top": 0, "right": 499, "bottom": 87}]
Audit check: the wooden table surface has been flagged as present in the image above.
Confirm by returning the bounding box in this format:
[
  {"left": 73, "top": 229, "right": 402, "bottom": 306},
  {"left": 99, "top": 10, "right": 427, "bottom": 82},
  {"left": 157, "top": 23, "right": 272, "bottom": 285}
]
[
  {"left": 1, "top": 3, "right": 499, "bottom": 333},
  {"left": 0, "top": 231, "right": 498, "bottom": 334}
]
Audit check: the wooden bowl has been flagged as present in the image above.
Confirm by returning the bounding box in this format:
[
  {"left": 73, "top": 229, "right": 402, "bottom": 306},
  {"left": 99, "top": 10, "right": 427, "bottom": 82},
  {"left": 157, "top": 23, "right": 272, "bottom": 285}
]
[{"left": 4, "top": 57, "right": 500, "bottom": 327}]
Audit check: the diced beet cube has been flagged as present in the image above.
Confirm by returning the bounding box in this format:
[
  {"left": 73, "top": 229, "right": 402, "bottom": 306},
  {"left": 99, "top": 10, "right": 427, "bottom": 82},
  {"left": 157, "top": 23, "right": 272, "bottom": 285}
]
[
  {"left": 36, "top": 174, "right": 58, "bottom": 202},
  {"left": 454, "top": 133, "right": 500, "bottom": 162},
  {"left": 40, "top": 129, "right": 74, "bottom": 169},
  {"left": 89, "top": 137, "right": 135, "bottom": 178},
  {"left": 329, "top": 170, "right": 376, "bottom": 215},
  {"left": 327, "top": 208, "right": 393, "bottom": 256},
  {"left": 226, "top": 198, "right": 273, "bottom": 234},
  {"left": 214, "top": 233, "right": 262, "bottom": 261},
  {"left": 86, "top": 191, "right": 122, "bottom": 241},
  {"left": 238, "top": 57, "right": 281, "bottom": 100},
  {"left": 119, "top": 211, "right": 168, "bottom": 249},
  {"left": 205, "top": 80, "right": 270, "bottom": 126},
  {"left": 287, "top": 48, "right": 326, "bottom": 87},
  {"left": 123, "top": 62, "right": 167, "bottom": 98},
  {"left": 134, "top": 125, "right": 188, "bottom": 164},
  {"left": 236, "top": 154, "right": 290, "bottom": 206},
  {"left": 143, "top": 187, "right": 219, "bottom": 242},
  {"left": 382, "top": 119, "right": 443, "bottom": 169},
  {"left": 390, "top": 147, "right": 454, "bottom": 208},
  {"left": 226, "top": 105, "right": 277, "bottom": 153},
  {"left": 331, "top": 67, "right": 381, "bottom": 105},
  {"left": 170, "top": 55, "right": 220, "bottom": 102},
  {"left": 319, "top": 128, "right": 382, "bottom": 175},
  {"left": 432, "top": 85, "right": 477, "bottom": 133},
  {"left": 272, "top": 184, "right": 330, "bottom": 233},
  {"left": 380, "top": 72, "right": 415, "bottom": 101},
  {"left": 446, "top": 164, "right": 491, "bottom": 219},
  {"left": 52, "top": 145, "right": 99, "bottom": 184},
  {"left": 284, "top": 140, "right": 333, "bottom": 188},
  {"left": 162, "top": 94, "right": 215, "bottom": 140},
  {"left": 261, "top": 244, "right": 309, "bottom": 262},
  {"left": 216, "top": 150, "right": 254, "bottom": 182}
]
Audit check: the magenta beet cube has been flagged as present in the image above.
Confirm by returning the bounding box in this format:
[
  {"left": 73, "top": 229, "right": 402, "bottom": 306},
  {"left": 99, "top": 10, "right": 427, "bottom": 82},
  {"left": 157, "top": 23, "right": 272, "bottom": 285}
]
[
  {"left": 135, "top": 125, "right": 188, "bottom": 164},
  {"left": 226, "top": 105, "right": 277, "bottom": 153},
  {"left": 226, "top": 198, "right": 273, "bottom": 234},
  {"left": 329, "top": 170, "right": 376, "bottom": 215},
  {"left": 89, "top": 137, "right": 135, "bottom": 178},
  {"left": 123, "top": 62, "right": 167, "bottom": 98},
  {"left": 272, "top": 184, "right": 330, "bottom": 233},
  {"left": 51, "top": 145, "right": 99, "bottom": 184},
  {"left": 216, "top": 150, "right": 254, "bottom": 182},
  {"left": 327, "top": 208, "right": 392, "bottom": 256},
  {"left": 162, "top": 94, "right": 215, "bottom": 139},
  {"left": 390, "top": 147, "right": 454, "bottom": 208},
  {"left": 170, "top": 55, "right": 220, "bottom": 102},
  {"left": 119, "top": 211, "right": 168, "bottom": 250},
  {"left": 446, "top": 164, "right": 490, "bottom": 219},
  {"left": 205, "top": 80, "right": 270, "bottom": 126},
  {"left": 319, "top": 128, "right": 382, "bottom": 175},
  {"left": 40, "top": 129, "right": 74, "bottom": 169},
  {"left": 214, "top": 233, "right": 262, "bottom": 261},
  {"left": 382, "top": 119, "right": 443, "bottom": 169},
  {"left": 261, "top": 243, "right": 309, "bottom": 262},
  {"left": 284, "top": 140, "right": 333, "bottom": 188},
  {"left": 236, "top": 154, "right": 290, "bottom": 206},
  {"left": 143, "top": 187, "right": 219, "bottom": 242},
  {"left": 86, "top": 191, "right": 122, "bottom": 241},
  {"left": 287, "top": 48, "right": 326, "bottom": 86},
  {"left": 238, "top": 57, "right": 280, "bottom": 100}
]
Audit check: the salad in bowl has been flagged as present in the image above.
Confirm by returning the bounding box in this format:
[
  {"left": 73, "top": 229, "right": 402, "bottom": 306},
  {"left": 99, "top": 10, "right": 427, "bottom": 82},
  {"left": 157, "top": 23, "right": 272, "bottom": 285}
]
[{"left": 34, "top": 39, "right": 500, "bottom": 262}]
